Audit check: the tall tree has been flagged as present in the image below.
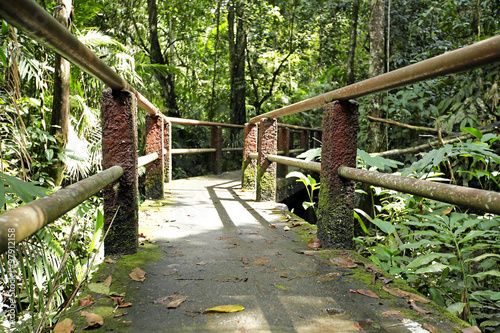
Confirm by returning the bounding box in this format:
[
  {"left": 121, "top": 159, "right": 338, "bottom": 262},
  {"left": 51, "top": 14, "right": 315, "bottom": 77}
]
[
  {"left": 147, "top": 0, "right": 180, "bottom": 117},
  {"left": 228, "top": 0, "right": 247, "bottom": 126},
  {"left": 346, "top": 0, "right": 360, "bottom": 85},
  {"left": 367, "top": 0, "right": 385, "bottom": 152},
  {"left": 48, "top": 0, "right": 73, "bottom": 185}
]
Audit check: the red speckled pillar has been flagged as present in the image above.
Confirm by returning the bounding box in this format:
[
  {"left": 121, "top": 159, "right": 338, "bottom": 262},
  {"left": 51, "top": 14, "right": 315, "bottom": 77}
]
[
  {"left": 211, "top": 126, "right": 223, "bottom": 174},
  {"left": 242, "top": 123, "right": 257, "bottom": 190},
  {"left": 102, "top": 88, "right": 139, "bottom": 255},
  {"left": 257, "top": 118, "right": 277, "bottom": 202},
  {"left": 145, "top": 114, "right": 164, "bottom": 199},
  {"left": 164, "top": 120, "right": 172, "bottom": 183},
  {"left": 277, "top": 126, "right": 290, "bottom": 178},
  {"left": 318, "top": 100, "right": 359, "bottom": 249}
]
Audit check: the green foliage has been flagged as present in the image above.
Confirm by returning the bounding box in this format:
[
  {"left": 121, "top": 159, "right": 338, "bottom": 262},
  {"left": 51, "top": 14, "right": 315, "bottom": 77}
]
[{"left": 286, "top": 171, "right": 320, "bottom": 211}]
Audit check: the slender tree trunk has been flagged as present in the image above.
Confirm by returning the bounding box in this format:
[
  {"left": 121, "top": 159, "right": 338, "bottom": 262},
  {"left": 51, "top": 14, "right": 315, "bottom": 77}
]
[
  {"left": 367, "top": 0, "right": 385, "bottom": 153},
  {"left": 346, "top": 0, "right": 360, "bottom": 85},
  {"left": 228, "top": 0, "right": 247, "bottom": 127},
  {"left": 48, "top": 0, "right": 72, "bottom": 185},
  {"left": 209, "top": 0, "right": 222, "bottom": 121},
  {"left": 147, "top": 0, "right": 179, "bottom": 117}
]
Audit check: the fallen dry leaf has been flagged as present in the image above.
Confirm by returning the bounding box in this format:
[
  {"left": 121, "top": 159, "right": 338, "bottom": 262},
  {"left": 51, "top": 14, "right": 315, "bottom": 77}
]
[
  {"left": 423, "top": 323, "right": 438, "bottom": 333},
  {"left": 123, "top": 320, "right": 132, "bottom": 324},
  {"left": 119, "top": 302, "right": 133, "bottom": 308},
  {"left": 382, "top": 286, "right": 430, "bottom": 303},
  {"left": 408, "top": 299, "right": 431, "bottom": 315},
  {"left": 317, "top": 273, "right": 341, "bottom": 282},
  {"left": 168, "top": 296, "right": 188, "bottom": 308},
  {"left": 204, "top": 305, "right": 245, "bottom": 313},
  {"left": 350, "top": 289, "right": 379, "bottom": 299},
  {"left": 307, "top": 238, "right": 322, "bottom": 250},
  {"left": 266, "top": 240, "right": 274, "bottom": 244},
  {"left": 462, "top": 327, "right": 481, "bottom": 333},
  {"left": 78, "top": 295, "right": 94, "bottom": 307},
  {"left": 291, "top": 222, "right": 304, "bottom": 227},
  {"left": 381, "top": 310, "right": 401, "bottom": 316},
  {"left": 330, "top": 256, "right": 357, "bottom": 268},
  {"left": 154, "top": 293, "right": 183, "bottom": 305},
  {"left": 163, "top": 269, "right": 179, "bottom": 276},
  {"left": 196, "top": 261, "right": 207, "bottom": 265},
  {"left": 250, "top": 257, "right": 270, "bottom": 266},
  {"left": 103, "top": 275, "right": 112, "bottom": 287},
  {"left": 54, "top": 318, "right": 75, "bottom": 333},
  {"left": 297, "top": 250, "right": 316, "bottom": 256},
  {"left": 81, "top": 311, "right": 103, "bottom": 329},
  {"left": 269, "top": 225, "right": 277, "bottom": 228},
  {"left": 354, "top": 319, "right": 373, "bottom": 330},
  {"left": 105, "top": 258, "right": 116, "bottom": 264},
  {"left": 129, "top": 267, "right": 146, "bottom": 282}
]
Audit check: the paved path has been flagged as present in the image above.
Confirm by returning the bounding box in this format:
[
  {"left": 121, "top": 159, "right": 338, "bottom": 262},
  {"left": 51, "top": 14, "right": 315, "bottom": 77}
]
[{"left": 101, "top": 171, "right": 462, "bottom": 333}]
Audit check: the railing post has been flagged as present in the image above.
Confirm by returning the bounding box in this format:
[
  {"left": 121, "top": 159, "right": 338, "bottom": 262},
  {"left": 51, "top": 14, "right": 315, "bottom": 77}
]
[
  {"left": 145, "top": 114, "right": 164, "bottom": 199},
  {"left": 300, "top": 130, "right": 309, "bottom": 150},
  {"left": 211, "top": 126, "right": 223, "bottom": 174},
  {"left": 102, "top": 88, "right": 139, "bottom": 255},
  {"left": 318, "top": 100, "right": 359, "bottom": 249},
  {"left": 256, "top": 118, "right": 277, "bottom": 201},
  {"left": 164, "top": 120, "right": 172, "bottom": 183},
  {"left": 277, "top": 126, "right": 290, "bottom": 178},
  {"left": 242, "top": 123, "right": 257, "bottom": 190}
]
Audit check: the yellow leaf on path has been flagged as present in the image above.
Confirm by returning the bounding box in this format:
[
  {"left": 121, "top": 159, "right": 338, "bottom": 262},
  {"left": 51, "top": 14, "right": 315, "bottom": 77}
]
[
  {"left": 54, "top": 318, "right": 75, "bottom": 333},
  {"left": 103, "top": 275, "right": 112, "bottom": 287},
  {"left": 81, "top": 311, "right": 104, "bottom": 329},
  {"left": 129, "top": 267, "right": 146, "bottom": 282},
  {"left": 204, "top": 305, "right": 245, "bottom": 313}
]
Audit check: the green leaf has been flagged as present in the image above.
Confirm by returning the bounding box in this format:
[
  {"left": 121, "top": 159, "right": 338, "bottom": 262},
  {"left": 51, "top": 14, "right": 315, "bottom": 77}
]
[
  {"left": 357, "top": 149, "right": 402, "bottom": 171},
  {"left": 90, "top": 210, "right": 104, "bottom": 251},
  {"left": 461, "top": 127, "right": 482, "bottom": 140},
  {"left": 0, "top": 178, "right": 4, "bottom": 209},
  {"left": 470, "top": 270, "right": 500, "bottom": 279},
  {"left": 371, "top": 218, "right": 395, "bottom": 234},
  {"left": 286, "top": 171, "right": 309, "bottom": 186},
  {"left": 415, "top": 263, "right": 451, "bottom": 274},
  {"left": 354, "top": 209, "right": 371, "bottom": 236},
  {"left": 447, "top": 302, "right": 466, "bottom": 315},
  {"left": 296, "top": 148, "right": 321, "bottom": 161},
  {"left": 1, "top": 173, "right": 47, "bottom": 203},
  {"left": 0, "top": 48, "right": 7, "bottom": 67},
  {"left": 406, "top": 253, "right": 455, "bottom": 269}
]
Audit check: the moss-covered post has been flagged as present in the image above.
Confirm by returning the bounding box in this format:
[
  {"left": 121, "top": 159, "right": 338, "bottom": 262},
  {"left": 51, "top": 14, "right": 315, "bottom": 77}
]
[
  {"left": 300, "top": 130, "right": 309, "bottom": 150},
  {"left": 211, "top": 126, "right": 223, "bottom": 174},
  {"left": 318, "top": 100, "right": 359, "bottom": 249},
  {"left": 242, "top": 123, "right": 257, "bottom": 190},
  {"left": 164, "top": 120, "right": 172, "bottom": 183},
  {"left": 277, "top": 126, "right": 290, "bottom": 178},
  {"left": 102, "top": 88, "right": 139, "bottom": 255},
  {"left": 145, "top": 114, "right": 164, "bottom": 199},
  {"left": 256, "top": 118, "right": 277, "bottom": 202}
]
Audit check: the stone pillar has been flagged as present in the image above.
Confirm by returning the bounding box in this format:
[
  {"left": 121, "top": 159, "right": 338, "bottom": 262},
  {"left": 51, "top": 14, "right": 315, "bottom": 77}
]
[
  {"left": 300, "top": 130, "right": 309, "bottom": 150},
  {"left": 242, "top": 123, "right": 257, "bottom": 190},
  {"left": 256, "top": 118, "right": 277, "bottom": 202},
  {"left": 164, "top": 120, "right": 172, "bottom": 183},
  {"left": 318, "top": 100, "right": 359, "bottom": 249},
  {"left": 102, "top": 88, "right": 139, "bottom": 255},
  {"left": 277, "top": 126, "right": 290, "bottom": 178},
  {"left": 145, "top": 114, "right": 164, "bottom": 199},
  {"left": 211, "top": 126, "right": 223, "bottom": 174}
]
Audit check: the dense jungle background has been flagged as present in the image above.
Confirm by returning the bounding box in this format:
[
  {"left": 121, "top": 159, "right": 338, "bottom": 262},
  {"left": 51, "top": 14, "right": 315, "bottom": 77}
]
[{"left": 0, "top": 0, "right": 499, "bottom": 331}]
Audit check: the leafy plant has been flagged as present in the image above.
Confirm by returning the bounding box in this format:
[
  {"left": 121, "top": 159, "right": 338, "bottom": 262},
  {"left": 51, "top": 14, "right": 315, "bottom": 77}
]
[{"left": 286, "top": 171, "right": 320, "bottom": 212}]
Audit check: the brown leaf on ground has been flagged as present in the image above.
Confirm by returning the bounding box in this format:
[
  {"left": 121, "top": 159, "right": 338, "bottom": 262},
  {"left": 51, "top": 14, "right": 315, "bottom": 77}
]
[
  {"left": 184, "top": 311, "right": 203, "bottom": 317},
  {"left": 78, "top": 295, "right": 94, "bottom": 307},
  {"left": 354, "top": 319, "right": 373, "bottom": 330},
  {"left": 213, "top": 277, "right": 248, "bottom": 283},
  {"left": 167, "top": 296, "right": 188, "bottom": 309},
  {"left": 269, "top": 225, "right": 277, "bottom": 228},
  {"left": 266, "top": 240, "right": 274, "bottom": 244},
  {"left": 382, "top": 286, "right": 430, "bottom": 303},
  {"left": 163, "top": 269, "right": 179, "bottom": 276},
  {"left": 297, "top": 250, "right": 316, "bottom": 256},
  {"left": 280, "top": 272, "right": 288, "bottom": 278},
  {"left": 309, "top": 230, "right": 317, "bottom": 235},
  {"left": 54, "top": 318, "right": 75, "bottom": 333},
  {"left": 307, "top": 238, "right": 322, "bottom": 250},
  {"left": 330, "top": 257, "right": 357, "bottom": 268},
  {"left": 250, "top": 257, "right": 270, "bottom": 266},
  {"left": 350, "top": 289, "right": 379, "bottom": 299},
  {"left": 81, "top": 311, "right": 103, "bottom": 329},
  {"left": 196, "top": 261, "right": 207, "bottom": 265},
  {"left": 129, "top": 267, "right": 146, "bottom": 282},
  {"left": 423, "top": 323, "right": 438, "bottom": 333},
  {"left": 317, "top": 273, "right": 341, "bottom": 282},
  {"left": 381, "top": 311, "right": 401, "bottom": 316},
  {"left": 119, "top": 302, "right": 133, "bottom": 308},
  {"left": 291, "top": 222, "right": 304, "bottom": 227},
  {"left": 154, "top": 293, "right": 183, "bottom": 305},
  {"left": 105, "top": 258, "right": 117, "bottom": 264},
  {"left": 103, "top": 275, "right": 112, "bottom": 287},
  {"left": 362, "top": 262, "right": 383, "bottom": 274},
  {"left": 408, "top": 299, "right": 431, "bottom": 315},
  {"left": 462, "top": 327, "right": 481, "bottom": 333}
]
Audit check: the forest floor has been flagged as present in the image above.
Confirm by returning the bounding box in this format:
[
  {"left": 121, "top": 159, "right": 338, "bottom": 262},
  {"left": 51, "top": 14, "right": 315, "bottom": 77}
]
[{"left": 67, "top": 170, "right": 468, "bottom": 332}]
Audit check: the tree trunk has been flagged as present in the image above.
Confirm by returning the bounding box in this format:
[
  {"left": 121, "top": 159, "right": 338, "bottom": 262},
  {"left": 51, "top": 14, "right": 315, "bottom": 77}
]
[
  {"left": 208, "top": 0, "right": 222, "bottom": 121},
  {"left": 228, "top": 0, "right": 247, "bottom": 128},
  {"left": 346, "top": 0, "right": 360, "bottom": 85},
  {"left": 48, "top": 0, "right": 72, "bottom": 185},
  {"left": 367, "top": 0, "right": 385, "bottom": 153},
  {"left": 147, "top": 0, "right": 179, "bottom": 117}
]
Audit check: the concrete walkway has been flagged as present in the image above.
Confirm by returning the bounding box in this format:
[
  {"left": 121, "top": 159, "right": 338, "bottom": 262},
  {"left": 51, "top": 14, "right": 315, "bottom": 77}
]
[{"left": 81, "top": 171, "right": 466, "bottom": 332}]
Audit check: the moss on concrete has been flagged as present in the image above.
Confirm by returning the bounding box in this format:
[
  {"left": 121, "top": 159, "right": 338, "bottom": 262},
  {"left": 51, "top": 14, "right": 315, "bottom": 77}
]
[
  {"left": 256, "top": 165, "right": 276, "bottom": 201},
  {"left": 242, "top": 161, "right": 256, "bottom": 190}
]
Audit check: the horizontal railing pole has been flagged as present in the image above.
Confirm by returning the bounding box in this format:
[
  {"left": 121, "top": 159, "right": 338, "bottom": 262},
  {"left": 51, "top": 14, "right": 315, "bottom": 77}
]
[
  {"left": 277, "top": 123, "right": 322, "bottom": 131},
  {"left": 138, "top": 152, "right": 159, "bottom": 168},
  {"left": 171, "top": 148, "right": 217, "bottom": 155},
  {"left": 249, "top": 153, "right": 258, "bottom": 159},
  {"left": 250, "top": 35, "right": 500, "bottom": 123},
  {"left": 338, "top": 166, "right": 500, "bottom": 215},
  {"left": 167, "top": 117, "right": 244, "bottom": 129},
  {"left": 0, "top": 166, "right": 124, "bottom": 254},
  {"left": 267, "top": 155, "right": 321, "bottom": 173}
]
